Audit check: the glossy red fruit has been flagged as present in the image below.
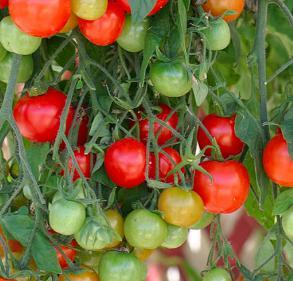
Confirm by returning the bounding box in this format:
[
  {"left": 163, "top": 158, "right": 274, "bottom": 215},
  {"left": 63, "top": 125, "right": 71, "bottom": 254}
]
[
  {"left": 0, "top": 0, "right": 8, "bottom": 9},
  {"left": 78, "top": 0, "right": 125, "bottom": 46},
  {"left": 149, "top": 148, "right": 184, "bottom": 184},
  {"left": 193, "top": 160, "right": 250, "bottom": 214},
  {"left": 9, "top": 0, "right": 71, "bottom": 37},
  {"left": 13, "top": 88, "right": 74, "bottom": 143},
  {"left": 117, "top": 0, "right": 168, "bottom": 16},
  {"left": 263, "top": 134, "right": 293, "bottom": 187},
  {"left": 197, "top": 114, "right": 244, "bottom": 158},
  {"left": 104, "top": 138, "right": 146, "bottom": 188},
  {"left": 56, "top": 243, "right": 76, "bottom": 269},
  {"left": 136, "top": 104, "right": 179, "bottom": 145}
]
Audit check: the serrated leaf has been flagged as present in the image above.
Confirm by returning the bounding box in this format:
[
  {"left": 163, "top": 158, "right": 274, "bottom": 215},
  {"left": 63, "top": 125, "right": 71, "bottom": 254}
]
[
  {"left": 192, "top": 80, "right": 209, "bottom": 106},
  {"left": 273, "top": 189, "right": 293, "bottom": 215}
]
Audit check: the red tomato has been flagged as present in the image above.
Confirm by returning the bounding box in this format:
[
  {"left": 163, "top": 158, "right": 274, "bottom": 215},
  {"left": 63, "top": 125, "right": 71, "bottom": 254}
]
[
  {"left": 117, "top": 0, "right": 168, "bottom": 16},
  {"left": 193, "top": 160, "right": 250, "bottom": 214},
  {"left": 0, "top": 0, "right": 8, "bottom": 9},
  {"left": 263, "top": 134, "right": 293, "bottom": 187},
  {"left": 202, "top": 0, "right": 245, "bottom": 22},
  {"left": 67, "top": 146, "right": 92, "bottom": 181},
  {"left": 135, "top": 104, "right": 179, "bottom": 145},
  {"left": 104, "top": 138, "right": 146, "bottom": 188},
  {"left": 13, "top": 88, "right": 74, "bottom": 143},
  {"left": 149, "top": 147, "right": 184, "bottom": 184},
  {"left": 56, "top": 243, "right": 76, "bottom": 269},
  {"left": 78, "top": 0, "right": 125, "bottom": 46},
  {"left": 9, "top": 0, "right": 71, "bottom": 37},
  {"left": 197, "top": 114, "right": 244, "bottom": 158},
  {"left": 0, "top": 278, "right": 16, "bottom": 281}
]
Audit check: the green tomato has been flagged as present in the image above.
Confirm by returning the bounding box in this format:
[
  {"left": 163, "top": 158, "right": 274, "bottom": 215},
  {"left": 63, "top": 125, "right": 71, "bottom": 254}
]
[
  {"left": 124, "top": 209, "right": 168, "bottom": 249},
  {"left": 117, "top": 16, "right": 149, "bottom": 53},
  {"left": 282, "top": 207, "right": 293, "bottom": 240},
  {"left": 49, "top": 198, "right": 86, "bottom": 236},
  {"left": 0, "top": 17, "right": 41, "bottom": 55},
  {"left": 23, "top": 184, "right": 32, "bottom": 200},
  {"left": 161, "top": 224, "right": 188, "bottom": 249},
  {"left": 0, "top": 42, "right": 7, "bottom": 61},
  {"left": 0, "top": 53, "right": 33, "bottom": 83},
  {"left": 202, "top": 18, "right": 231, "bottom": 51},
  {"left": 99, "top": 251, "right": 146, "bottom": 281},
  {"left": 203, "top": 268, "right": 232, "bottom": 281},
  {"left": 150, "top": 60, "right": 192, "bottom": 97},
  {"left": 191, "top": 212, "right": 214, "bottom": 229}
]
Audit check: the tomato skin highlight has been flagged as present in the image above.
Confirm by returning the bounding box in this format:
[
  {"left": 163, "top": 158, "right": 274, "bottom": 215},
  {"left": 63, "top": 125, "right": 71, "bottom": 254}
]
[
  {"left": 197, "top": 114, "right": 244, "bottom": 158},
  {"left": 263, "top": 134, "right": 293, "bottom": 187},
  {"left": 78, "top": 1, "right": 125, "bottom": 46},
  {"left": 104, "top": 138, "right": 146, "bottom": 188},
  {"left": 193, "top": 160, "right": 250, "bottom": 214},
  {"left": 203, "top": 0, "right": 245, "bottom": 22},
  {"left": 9, "top": 0, "right": 71, "bottom": 37},
  {"left": 56, "top": 244, "right": 76, "bottom": 269},
  {"left": 13, "top": 88, "right": 74, "bottom": 143},
  {"left": 149, "top": 147, "right": 184, "bottom": 184}
]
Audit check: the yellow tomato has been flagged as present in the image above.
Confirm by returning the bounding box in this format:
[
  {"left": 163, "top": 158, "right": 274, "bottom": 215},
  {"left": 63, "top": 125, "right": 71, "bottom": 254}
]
[
  {"left": 60, "top": 13, "right": 78, "bottom": 33},
  {"left": 72, "top": 0, "right": 108, "bottom": 20},
  {"left": 133, "top": 248, "right": 154, "bottom": 261},
  {"left": 105, "top": 209, "right": 124, "bottom": 248}
]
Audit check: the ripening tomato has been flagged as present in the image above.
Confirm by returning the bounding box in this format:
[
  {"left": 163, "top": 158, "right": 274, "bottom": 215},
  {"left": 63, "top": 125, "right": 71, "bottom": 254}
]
[
  {"left": 13, "top": 88, "right": 74, "bottom": 143},
  {"left": 105, "top": 209, "right": 124, "bottom": 248},
  {"left": 72, "top": 0, "right": 108, "bottom": 20},
  {"left": 263, "top": 134, "right": 293, "bottom": 187},
  {"left": 133, "top": 248, "right": 154, "bottom": 261},
  {"left": 197, "top": 114, "right": 244, "bottom": 158},
  {"left": 0, "top": 227, "right": 23, "bottom": 257},
  {"left": 59, "top": 270, "right": 99, "bottom": 281},
  {"left": 9, "top": 0, "right": 71, "bottom": 37},
  {"left": 193, "top": 160, "right": 250, "bottom": 214},
  {"left": 117, "top": 0, "right": 168, "bottom": 16},
  {"left": 104, "top": 138, "right": 146, "bottom": 188},
  {"left": 149, "top": 148, "right": 185, "bottom": 184},
  {"left": 135, "top": 104, "right": 179, "bottom": 145},
  {"left": 203, "top": 0, "right": 245, "bottom": 22},
  {"left": 60, "top": 13, "right": 78, "bottom": 33},
  {"left": 78, "top": 1, "right": 125, "bottom": 46},
  {"left": 56, "top": 243, "right": 76, "bottom": 269},
  {"left": 203, "top": 268, "right": 232, "bottom": 281},
  {"left": 0, "top": 0, "right": 8, "bottom": 9},
  {"left": 158, "top": 187, "right": 204, "bottom": 227}
]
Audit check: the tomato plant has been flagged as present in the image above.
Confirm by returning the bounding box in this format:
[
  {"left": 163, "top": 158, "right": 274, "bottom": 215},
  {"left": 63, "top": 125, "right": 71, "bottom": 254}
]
[
  {"left": 0, "top": 43, "right": 6, "bottom": 61},
  {"left": 72, "top": 0, "right": 108, "bottom": 21}
]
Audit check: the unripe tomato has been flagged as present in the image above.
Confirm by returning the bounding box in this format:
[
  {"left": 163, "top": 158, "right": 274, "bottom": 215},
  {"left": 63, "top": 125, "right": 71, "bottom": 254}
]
[
  {"left": 193, "top": 161, "right": 250, "bottom": 214},
  {"left": 78, "top": 1, "right": 125, "bottom": 46},
  {"left": 99, "top": 251, "right": 146, "bottom": 281},
  {"left": 136, "top": 104, "right": 179, "bottom": 145},
  {"left": 0, "top": 43, "right": 6, "bottom": 61},
  {"left": 49, "top": 198, "right": 86, "bottom": 235},
  {"left": 9, "top": 0, "right": 71, "bottom": 37},
  {"left": 161, "top": 224, "right": 188, "bottom": 249},
  {"left": 203, "top": 268, "right": 232, "bottom": 281},
  {"left": 0, "top": 0, "right": 8, "bottom": 9},
  {"left": 0, "top": 53, "right": 33, "bottom": 83},
  {"left": 263, "top": 134, "right": 293, "bottom": 187},
  {"left": 13, "top": 88, "right": 74, "bottom": 143},
  {"left": 197, "top": 114, "right": 244, "bottom": 158},
  {"left": 191, "top": 211, "right": 214, "bottom": 229},
  {"left": 72, "top": 0, "right": 108, "bottom": 21},
  {"left": 149, "top": 148, "right": 185, "bottom": 184},
  {"left": 77, "top": 251, "right": 102, "bottom": 273},
  {"left": 104, "top": 138, "right": 146, "bottom": 188},
  {"left": 56, "top": 243, "right": 76, "bottom": 269},
  {"left": 60, "top": 13, "right": 78, "bottom": 33},
  {"left": 117, "top": 0, "right": 168, "bottom": 16},
  {"left": 117, "top": 16, "right": 148, "bottom": 52},
  {"left": 202, "top": 18, "right": 231, "bottom": 51},
  {"left": 105, "top": 209, "right": 124, "bottom": 248},
  {"left": 124, "top": 209, "right": 168, "bottom": 249},
  {"left": 150, "top": 61, "right": 192, "bottom": 97},
  {"left": 158, "top": 187, "right": 204, "bottom": 227},
  {"left": 0, "top": 17, "right": 42, "bottom": 55},
  {"left": 133, "top": 248, "right": 154, "bottom": 261},
  {"left": 203, "top": 0, "right": 245, "bottom": 22},
  {"left": 59, "top": 270, "right": 99, "bottom": 281},
  {"left": 282, "top": 207, "right": 293, "bottom": 239}
]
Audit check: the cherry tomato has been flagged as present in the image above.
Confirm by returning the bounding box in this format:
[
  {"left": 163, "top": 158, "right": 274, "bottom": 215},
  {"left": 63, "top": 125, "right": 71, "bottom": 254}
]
[
  {"left": 158, "top": 187, "right": 204, "bottom": 227},
  {"left": 49, "top": 198, "right": 86, "bottom": 235},
  {"left": 72, "top": 0, "right": 108, "bottom": 20},
  {"left": 0, "top": 278, "right": 16, "bottom": 281},
  {"left": 105, "top": 209, "right": 124, "bottom": 248},
  {"left": 203, "top": 268, "right": 232, "bottom": 281},
  {"left": 104, "top": 138, "right": 146, "bottom": 188},
  {"left": 77, "top": 251, "right": 102, "bottom": 273},
  {"left": 0, "top": 0, "right": 8, "bottom": 9},
  {"left": 133, "top": 248, "right": 154, "bottom": 261},
  {"left": 99, "top": 251, "right": 146, "bottom": 281},
  {"left": 193, "top": 160, "right": 250, "bottom": 214},
  {"left": 0, "top": 227, "right": 23, "bottom": 257},
  {"left": 56, "top": 243, "right": 76, "bottom": 269},
  {"left": 150, "top": 60, "right": 192, "bottom": 97},
  {"left": 60, "top": 13, "right": 78, "bottom": 33},
  {"left": 136, "top": 104, "right": 179, "bottom": 145},
  {"left": 124, "top": 209, "right": 168, "bottom": 249},
  {"left": 59, "top": 270, "right": 99, "bottom": 281},
  {"left": 263, "top": 134, "right": 293, "bottom": 187},
  {"left": 149, "top": 147, "right": 184, "bottom": 184},
  {"left": 202, "top": 18, "right": 231, "bottom": 51},
  {"left": 9, "top": 0, "right": 71, "bottom": 38},
  {"left": 0, "top": 53, "right": 33, "bottom": 83},
  {"left": 78, "top": 1, "right": 125, "bottom": 46},
  {"left": 117, "top": 0, "right": 168, "bottom": 16},
  {"left": 203, "top": 0, "right": 245, "bottom": 22},
  {"left": 117, "top": 16, "right": 148, "bottom": 52},
  {"left": 161, "top": 224, "right": 188, "bottom": 249},
  {"left": 197, "top": 114, "right": 244, "bottom": 158},
  {"left": 13, "top": 88, "right": 75, "bottom": 143},
  {"left": 282, "top": 207, "right": 293, "bottom": 240},
  {"left": 191, "top": 211, "right": 214, "bottom": 229}
]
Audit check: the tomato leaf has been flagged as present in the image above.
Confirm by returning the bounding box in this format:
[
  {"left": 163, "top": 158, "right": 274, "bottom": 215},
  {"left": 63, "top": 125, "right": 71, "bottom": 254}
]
[
  {"left": 273, "top": 189, "right": 293, "bottom": 215},
  {"left": 129, "top": 0, "right": 156, "bottom": 22},
  {"left": 192, "top": 80, "right": 209, "bottom": 106}
]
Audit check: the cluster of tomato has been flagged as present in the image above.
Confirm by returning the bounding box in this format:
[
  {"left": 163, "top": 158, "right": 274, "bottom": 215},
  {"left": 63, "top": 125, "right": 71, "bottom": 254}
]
[{"left": 0, "top": 0, "right": 293, "bottom": 281}]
